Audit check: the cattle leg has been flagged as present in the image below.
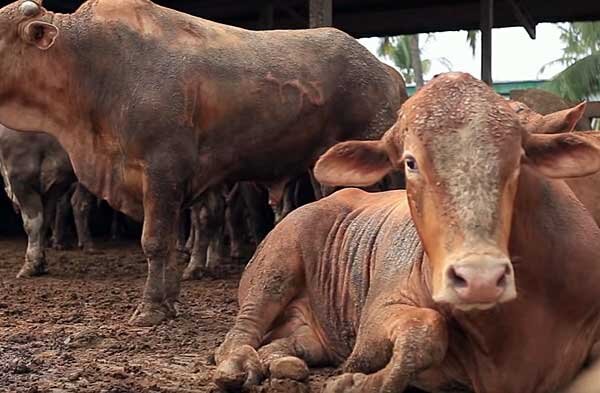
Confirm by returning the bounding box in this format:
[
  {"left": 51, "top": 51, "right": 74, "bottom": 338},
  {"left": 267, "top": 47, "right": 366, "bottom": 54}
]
[
  {"left": 184, "top": 209, "right": 195, "bottom": 253},
  {"left": 559, "top": 343, "right": 600, "bottom": 393},
  {"left": 213, "top": 233, "right": 304, "bottom": 391},
  {"left": 15, "top": 191, "right": 47, "bottom": 278},
  {"left": 51, "top": 191, "right": 72, "bottom": 250},
  {"left": 183, "top": 190, "right": 227, "bottom": 280},
  {"left": 272, "top": 181, "right": 296, "bottom": 224},
  {"left": 216, "top": 311, "right": 328, "bottom": 391},
  {"left": 256, "top": 300, "right": 329, "bottom": 382},
  {"left": 204, "top": 190, "right": 227, "bottom": 276},
  {"left": 129, "top": 176, "right": 183, "bottom": 327},
  {"left": 71, "top": 184, "right": 95, "bottom": 252},
  {"left": 110, "top": 210, "right": 121, "bottom": 240},
  {"left": 224, "top": 184, "right": 246, "bottom": 259},
  {"left": 182, "top": 204, "right": 210, "bottom": 281},
  {"left": 322, "top": 306, "right": 447, "bottom": 393},
  {"left": 239, "top": 182, "right": 273, "bottom": 245}
]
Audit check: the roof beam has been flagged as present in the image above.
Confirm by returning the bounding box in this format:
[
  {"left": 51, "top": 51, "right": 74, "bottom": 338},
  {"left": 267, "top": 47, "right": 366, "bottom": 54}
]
[
  {"left": 505, "top": 0, "right": 536, "bottom": 39},
  {"left": 480, "top": 0, "right": 494, "bottom": 85}
]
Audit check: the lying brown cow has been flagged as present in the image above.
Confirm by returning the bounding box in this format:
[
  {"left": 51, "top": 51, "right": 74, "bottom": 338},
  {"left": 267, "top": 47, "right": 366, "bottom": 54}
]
[
  {"left": 215, "top": 73, "right": 600, "bottom": 393},
  {"left": 0, "top": 0, "right": 406, "bottom": 325}
]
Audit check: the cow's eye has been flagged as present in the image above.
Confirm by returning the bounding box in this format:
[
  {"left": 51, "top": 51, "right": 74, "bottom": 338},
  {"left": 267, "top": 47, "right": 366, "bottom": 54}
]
[{"left": 405, "top": 156, "right": 418, "bottom": 173}]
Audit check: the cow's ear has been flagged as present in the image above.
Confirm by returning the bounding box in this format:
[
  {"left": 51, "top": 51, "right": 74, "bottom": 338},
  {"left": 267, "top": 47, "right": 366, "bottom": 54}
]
[
  {"left": 315, "top": 140, "right": 394, "bottom": 187},
  {"left": 523, "top": 132, "right": 600, "bottom": 178},
  {"left": 23, "top": 21, "right": 59, "bottom": 50},
  {"left": 538, "top": 102, "right": 587, "bottom": 134}
]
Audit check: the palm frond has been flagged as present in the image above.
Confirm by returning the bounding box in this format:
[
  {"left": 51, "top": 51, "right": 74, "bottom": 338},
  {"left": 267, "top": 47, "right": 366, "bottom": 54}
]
[
  {"left": 466, "top": 30, "right": 478, "bottom": 57},
  {"left": 545, "top": 52, "right": 600, "bottom": 101}
]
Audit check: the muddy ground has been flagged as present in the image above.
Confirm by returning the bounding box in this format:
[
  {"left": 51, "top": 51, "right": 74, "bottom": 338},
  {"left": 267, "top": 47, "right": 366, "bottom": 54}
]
[{"left": 0, "top": 238, "right": 336, "bottom": 393}]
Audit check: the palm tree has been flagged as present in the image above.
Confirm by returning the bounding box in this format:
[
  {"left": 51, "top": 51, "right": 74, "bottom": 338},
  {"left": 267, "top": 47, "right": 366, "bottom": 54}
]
[
  {"left": 542, "top": 22, "right": 600, "bottom": 101},
  {"left": 377, "top": 35, "right": 431, "bottom": 89},
  {"left": 466, "top": 30, "right": 478, "bottom": 56}
]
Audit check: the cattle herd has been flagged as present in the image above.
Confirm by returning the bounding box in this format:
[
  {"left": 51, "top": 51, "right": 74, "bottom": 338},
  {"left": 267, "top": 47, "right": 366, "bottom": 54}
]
[{"left": 0, "top": 0, "right": 599, "bottom": 392}]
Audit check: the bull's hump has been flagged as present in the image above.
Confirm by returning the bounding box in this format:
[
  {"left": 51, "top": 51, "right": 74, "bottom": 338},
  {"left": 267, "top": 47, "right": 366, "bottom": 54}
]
[{"left": 89, "top": 0, "right": 244, "bottom": 41}]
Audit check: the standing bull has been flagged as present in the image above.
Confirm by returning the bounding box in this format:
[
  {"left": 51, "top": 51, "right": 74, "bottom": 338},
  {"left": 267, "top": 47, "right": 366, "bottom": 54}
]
[
  {"left": 0, "top": 125, "right": 94, "bottom": 277},
  {"left": 215, "top": 73, "right": 600, "bottom": 393},
  {"left": 0, "top": 0, "right": 406, "bottom": 325}
]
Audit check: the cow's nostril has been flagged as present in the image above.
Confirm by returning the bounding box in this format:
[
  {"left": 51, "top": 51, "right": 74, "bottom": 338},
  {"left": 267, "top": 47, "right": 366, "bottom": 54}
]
[
  {"left": 448, "top": 266, "right": 468, "bottom": 288},
  {"left": 496, "top": 265, "right": 510, "bottom": 288}
]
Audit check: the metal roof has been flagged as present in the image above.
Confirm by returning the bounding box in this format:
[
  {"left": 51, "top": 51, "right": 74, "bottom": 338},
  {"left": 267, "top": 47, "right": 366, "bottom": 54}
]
[{"left": 2, "top": 0, "right": 600, "bottom": 38}]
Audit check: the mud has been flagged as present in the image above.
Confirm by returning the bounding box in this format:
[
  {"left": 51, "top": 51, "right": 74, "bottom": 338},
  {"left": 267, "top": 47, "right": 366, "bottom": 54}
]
[{"left": 0, "top": 238, "right": 334, "bottom": 393}]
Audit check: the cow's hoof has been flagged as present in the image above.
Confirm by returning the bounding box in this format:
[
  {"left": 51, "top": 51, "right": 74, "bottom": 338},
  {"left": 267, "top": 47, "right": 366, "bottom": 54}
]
[
  {"left": 16, "top": 262, "right": 48, "bottom": 278},
  {"left": 128, "top": 303, "right": 170, "bottom": 326},
  {"left": 162, "top": 300, "right": 180, "bottom": 319},
  {"left": 322, "top": 373, "right": 366, "bottom": 393},
  {"left": 181, "top": 265, "right": 204, "bottom": 281},
  {"left": 52, "top": 243, "right": 70, "bottom": 251},
  {"left": 81, "top": 244, "right": 100, "bottom": 254},
  {"left": 213, "top": 345, "right": 264, "bottom": 391},
  {"left": 269, "top": 357, "right": 309, "bottom": 381}
]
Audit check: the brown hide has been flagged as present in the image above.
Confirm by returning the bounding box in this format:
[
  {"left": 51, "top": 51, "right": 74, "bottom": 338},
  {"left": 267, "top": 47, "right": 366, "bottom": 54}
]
[
  {"left": 216, "top": 74, "right": 600, "bottom": 393},
  {"left": 0, "top": 0, "right": 406, "bottom": 219},
  {"left": 0, "top": 0, "right": 406, "bottom": 325}
]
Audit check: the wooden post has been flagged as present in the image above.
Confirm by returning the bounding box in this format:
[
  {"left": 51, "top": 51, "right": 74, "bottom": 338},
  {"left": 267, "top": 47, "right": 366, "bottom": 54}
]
[
  {"left": 309, "top": 0, "right": 332, "bottom": 28},
  {"left": 480, "top": 0, "right": 493, "bottom": 85}
]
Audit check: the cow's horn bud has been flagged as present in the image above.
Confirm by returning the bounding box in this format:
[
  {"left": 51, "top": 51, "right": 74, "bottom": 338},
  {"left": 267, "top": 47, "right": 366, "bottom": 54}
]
[{"left": 19, "top": 1, "right": 40, "bottom": 17}]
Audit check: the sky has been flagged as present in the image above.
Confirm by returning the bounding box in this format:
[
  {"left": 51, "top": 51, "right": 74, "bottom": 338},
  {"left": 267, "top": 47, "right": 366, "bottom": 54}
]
[{"left": 359, "top": 23, "right": 566, "bottom": 83}]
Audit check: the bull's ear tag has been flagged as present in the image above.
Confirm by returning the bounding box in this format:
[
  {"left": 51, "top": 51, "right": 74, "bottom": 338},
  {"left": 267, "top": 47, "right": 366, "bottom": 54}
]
[{"left": 23, "top": 21, "right": 59, "bottom": 50}]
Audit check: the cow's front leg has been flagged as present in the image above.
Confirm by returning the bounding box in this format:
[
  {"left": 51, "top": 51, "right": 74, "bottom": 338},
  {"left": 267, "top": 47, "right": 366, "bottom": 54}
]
[
  {"left": 323, "top": 306, "right": 447, "bottom": 393},
  {"left": 129, "top": 175, "right": 183, "bottom": 327},
  {"left": 559, "top": 343, "right": 600, "bottom": 393}
]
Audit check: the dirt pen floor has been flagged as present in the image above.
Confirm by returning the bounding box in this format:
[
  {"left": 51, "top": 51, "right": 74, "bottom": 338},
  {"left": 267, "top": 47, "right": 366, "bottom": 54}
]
[{"left": 0, "top": 238, "right": 335, "bottom": 393}]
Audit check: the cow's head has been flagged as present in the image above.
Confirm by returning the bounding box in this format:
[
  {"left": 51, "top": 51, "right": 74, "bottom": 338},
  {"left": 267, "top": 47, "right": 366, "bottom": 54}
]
[
  {"left": 315, "top": 72, "right": 600, "bottom": 311},
  {"left": 0, "top": 1, "right": 62, "bottom": 131},
  {"left": 510, "top": 100, "right": 587, "bottom": 134},
  {"left": 0, "top": 1, "right": 58, "bottom": 51}
]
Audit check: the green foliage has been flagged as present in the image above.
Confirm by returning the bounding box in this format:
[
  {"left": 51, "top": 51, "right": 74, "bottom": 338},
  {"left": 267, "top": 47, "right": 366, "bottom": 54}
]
[
  {"left": 378, "top": 35, "right": 452, "bottom": 84},
  {"left": 543, "top": 22, "right": 600, "bottom": 101},
  {"left": 466, "top": 30, "right": 478, "bottom": 56},
  {"left": 378, "top": 36, "right": 429, "bottom": 84}
]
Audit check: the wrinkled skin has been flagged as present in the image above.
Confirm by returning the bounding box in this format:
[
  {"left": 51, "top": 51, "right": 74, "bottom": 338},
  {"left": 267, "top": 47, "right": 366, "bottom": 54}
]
[
  {"left": 0, "top": 0, "right": 407, "bottom": 326},
  {"left": 215, "top": 73, "right": 600, "bottom": 393},
  {"left": 0, "top": 125, "right": 93, "bottom": 276}
]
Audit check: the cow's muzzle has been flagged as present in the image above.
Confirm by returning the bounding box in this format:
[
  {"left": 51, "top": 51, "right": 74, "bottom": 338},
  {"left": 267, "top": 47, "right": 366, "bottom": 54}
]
[{"left": 434, "top": 254, "right": 517, "bottom": 310}]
